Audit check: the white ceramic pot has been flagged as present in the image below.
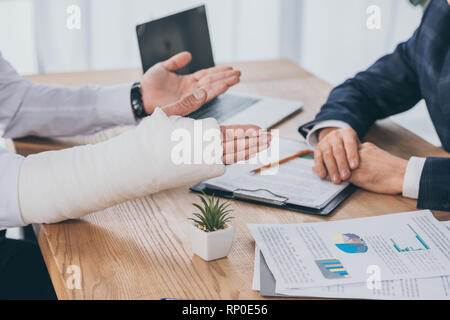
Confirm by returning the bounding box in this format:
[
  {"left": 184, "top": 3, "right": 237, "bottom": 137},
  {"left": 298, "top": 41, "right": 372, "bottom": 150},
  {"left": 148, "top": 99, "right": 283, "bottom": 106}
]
[{"left": 189, "top": 224, "right": 235, "bottom": 261}]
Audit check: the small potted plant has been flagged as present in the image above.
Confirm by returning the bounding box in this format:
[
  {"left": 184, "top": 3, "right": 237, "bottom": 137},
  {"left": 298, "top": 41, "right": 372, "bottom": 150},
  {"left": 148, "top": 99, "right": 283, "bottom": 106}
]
[{"left": 188, "top": 193, "right": 235, "bottom": 261}]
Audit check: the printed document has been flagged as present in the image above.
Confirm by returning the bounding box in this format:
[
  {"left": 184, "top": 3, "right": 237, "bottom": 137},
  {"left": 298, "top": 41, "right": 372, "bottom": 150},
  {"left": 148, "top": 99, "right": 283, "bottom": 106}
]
[
  {"left": 252, "top": 220, "right": 450, "bottom": 299},
  {"left": 204, "top": 138, "right": 348, "bottom": 209},
  {"left": 249, "top": 211, "right": 450, "bottom": 289}
]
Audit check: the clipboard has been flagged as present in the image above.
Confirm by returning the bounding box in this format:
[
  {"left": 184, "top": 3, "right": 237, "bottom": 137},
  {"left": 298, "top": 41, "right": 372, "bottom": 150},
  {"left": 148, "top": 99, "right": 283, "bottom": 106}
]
[{"left": 190, "top": 182, "right": 356, "bottom": 217}]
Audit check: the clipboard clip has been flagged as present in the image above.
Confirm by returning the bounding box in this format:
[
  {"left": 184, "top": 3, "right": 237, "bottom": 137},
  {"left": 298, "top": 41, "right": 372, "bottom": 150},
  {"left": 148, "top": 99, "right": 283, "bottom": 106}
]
[{"left": 233, "top": 189, "right": 288, "bottom": 206}]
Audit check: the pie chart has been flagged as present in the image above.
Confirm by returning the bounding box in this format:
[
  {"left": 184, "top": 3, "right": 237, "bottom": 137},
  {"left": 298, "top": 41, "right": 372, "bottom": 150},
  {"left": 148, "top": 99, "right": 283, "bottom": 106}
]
[{"left": 333, "top": 233, "right": 368, "bottom": 254}]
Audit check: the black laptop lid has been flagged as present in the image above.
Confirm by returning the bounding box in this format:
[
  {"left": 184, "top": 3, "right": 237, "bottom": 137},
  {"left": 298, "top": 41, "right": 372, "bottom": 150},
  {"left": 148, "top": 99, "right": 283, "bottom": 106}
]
[{"left": 136, "top": 5, "right": 215, "bottom": 75}]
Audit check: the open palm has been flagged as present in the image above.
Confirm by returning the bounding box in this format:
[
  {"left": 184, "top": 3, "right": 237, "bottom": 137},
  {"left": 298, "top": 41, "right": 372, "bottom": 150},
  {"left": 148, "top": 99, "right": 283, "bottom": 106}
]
[{"left": 141, "top": 51, "right": 241, "bottom": 115}]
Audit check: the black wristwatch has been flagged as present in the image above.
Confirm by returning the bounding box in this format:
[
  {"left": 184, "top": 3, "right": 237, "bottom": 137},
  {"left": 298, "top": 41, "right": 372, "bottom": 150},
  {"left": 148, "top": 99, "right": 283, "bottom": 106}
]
[{"left": 130, "top": 82, "right": 149, "bottom": 119}]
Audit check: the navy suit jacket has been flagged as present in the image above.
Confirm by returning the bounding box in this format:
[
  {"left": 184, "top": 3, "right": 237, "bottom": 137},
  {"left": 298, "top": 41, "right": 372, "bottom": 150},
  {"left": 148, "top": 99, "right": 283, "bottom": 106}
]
[{"left": 299, "top": 0, "right": 450, "bottom": 211}]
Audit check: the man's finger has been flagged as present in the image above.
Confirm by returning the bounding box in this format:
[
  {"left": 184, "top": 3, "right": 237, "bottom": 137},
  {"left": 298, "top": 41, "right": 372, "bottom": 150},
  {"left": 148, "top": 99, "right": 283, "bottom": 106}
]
[
  {"left": 161, "top": 88, "right": 207, "bottom": 116},
  {"left": 204, "top": 79, "right": 240, "bottom": 102},
  {"left": 202, "top": 75, "right": 241, "bottom": 94},
  {"left": 221, "top": 125, "right": 262, "bottom": 141},
  {"left": 198, "top": 70, "right": 241, "bottom": 87},
  {"left": 343, "top": 130, "right": 360, "bottom": 169},
  {"left": 322, "top": 144, "right": 341, "bottom": 184},
  {"left": 222, "top": 133, "right": 271, "bottom": 155},
  {"left": 194, "top": 66, "right": 234, "bottom": 80},
  {"left": 313, "top": 148, "right": 327, "bottom": 179},
  {"left": 223, "top": 145, "right": 267, "bottom": 165},
  {"left": 161, "top": 51, "right": 192, "bottom": 71},
  {"left": 331, "top": 138, "right": 351, "bottom": 180},
  {"left": 218, "top": 75, "right": 241, "bottom": 88}
]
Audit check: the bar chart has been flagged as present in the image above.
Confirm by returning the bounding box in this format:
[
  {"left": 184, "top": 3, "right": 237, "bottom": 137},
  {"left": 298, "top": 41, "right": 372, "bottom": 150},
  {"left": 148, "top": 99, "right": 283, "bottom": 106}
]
[{"left": 391, "top": 224, "right": 430, "bottom": 253}]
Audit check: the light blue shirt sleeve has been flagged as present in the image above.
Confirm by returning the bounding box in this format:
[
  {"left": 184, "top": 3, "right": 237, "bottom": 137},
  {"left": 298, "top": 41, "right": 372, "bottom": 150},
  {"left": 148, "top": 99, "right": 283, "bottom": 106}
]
[
  {"left": 0, "top": 51, "right": 136, "bottom": 139},
  {"left": 0, "top": 51, "right": 137, "bottom": 229}
]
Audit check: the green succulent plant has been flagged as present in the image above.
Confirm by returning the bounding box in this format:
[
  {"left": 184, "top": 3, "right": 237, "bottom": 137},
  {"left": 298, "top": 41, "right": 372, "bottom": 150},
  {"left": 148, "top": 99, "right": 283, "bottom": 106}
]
[{"left": 189, "top": 193, "right": 234, "bottom": 232}]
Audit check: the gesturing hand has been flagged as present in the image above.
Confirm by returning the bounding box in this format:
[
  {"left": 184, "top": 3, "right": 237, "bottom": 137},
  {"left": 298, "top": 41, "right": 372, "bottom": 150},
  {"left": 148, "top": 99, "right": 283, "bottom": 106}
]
[
  {"left": 158, "top": 96, "right": 270, "bottom": 164},
  {"left": 313, "top": 127, "right": 360, "bottom": 184},
  {"left": 220, "top": 125, "right": 271, "bottom": 165},
  {"left": 349, "top": 142, "right": 408, "bottom": 195},
  {"left": 141, "top": 51, "right": 241, "bottom": 116}
]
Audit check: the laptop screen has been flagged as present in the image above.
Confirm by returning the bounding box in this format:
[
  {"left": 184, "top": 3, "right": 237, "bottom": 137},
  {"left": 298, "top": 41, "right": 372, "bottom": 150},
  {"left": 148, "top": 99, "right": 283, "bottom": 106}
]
[{"left": 136, "top": 5, "right": 215, "bottom": 75}]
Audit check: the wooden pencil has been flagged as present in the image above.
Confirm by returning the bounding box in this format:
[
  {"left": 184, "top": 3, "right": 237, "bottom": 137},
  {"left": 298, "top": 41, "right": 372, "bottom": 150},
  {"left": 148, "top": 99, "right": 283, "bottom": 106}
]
[{"left": 250, "top": 149, "right": 314, "bottom": 173}]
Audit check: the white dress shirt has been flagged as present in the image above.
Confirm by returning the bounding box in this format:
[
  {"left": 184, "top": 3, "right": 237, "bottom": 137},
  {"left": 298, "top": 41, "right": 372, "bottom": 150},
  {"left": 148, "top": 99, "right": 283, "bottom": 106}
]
[
  {"left": 305, "top": 121, "right": 426, "bottom": 199},
  {"left": 0, "top": 51, "right": 136, "bottom": 230}
]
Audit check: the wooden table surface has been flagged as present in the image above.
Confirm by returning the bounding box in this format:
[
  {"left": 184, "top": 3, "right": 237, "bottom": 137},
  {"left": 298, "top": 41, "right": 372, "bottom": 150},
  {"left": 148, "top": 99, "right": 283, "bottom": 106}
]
[{"left": 16, "top": 60, "right": 450, "bottom": 300}]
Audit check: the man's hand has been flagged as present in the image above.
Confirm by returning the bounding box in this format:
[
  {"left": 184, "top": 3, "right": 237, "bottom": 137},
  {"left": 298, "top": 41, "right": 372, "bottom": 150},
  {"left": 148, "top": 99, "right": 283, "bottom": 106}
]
[
  {"left": 159, "top": 94, "right": 270, "bottom": 164},
  {"left": 160, "top": 89, "right": 208, "bottom": 117},
  {"left": 220, "top": 125, "right": 271, "bottom": 165},
  {"left": 349, "top": 142, "right": 408, "bottom": 194},
  {"left": 160, "top": 96, "right": 270, "bottom": 165},
  {"left": 313, "top": 127, "right": 360, "bottom": 184},
  {"left": 141, "top": 51, "right": 241, "bottom": 116}
]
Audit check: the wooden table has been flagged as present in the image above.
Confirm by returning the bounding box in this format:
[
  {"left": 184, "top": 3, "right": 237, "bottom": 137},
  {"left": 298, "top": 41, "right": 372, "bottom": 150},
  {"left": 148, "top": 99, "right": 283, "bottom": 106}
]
[{"left": 16, "top": 60, "right": 450, "bottom": 300}]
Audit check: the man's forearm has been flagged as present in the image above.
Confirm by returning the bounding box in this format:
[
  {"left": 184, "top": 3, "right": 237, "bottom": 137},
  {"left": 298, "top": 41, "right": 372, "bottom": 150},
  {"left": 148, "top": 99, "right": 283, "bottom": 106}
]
[
  {"left": 1, "top": 51, "right": 137, "bottom": 139},
  {"left": 18, "top": 109, "right": 225, "bottom": 226},
  {"left": 3, "top": 82, "right": 136, "bottom": 139}
]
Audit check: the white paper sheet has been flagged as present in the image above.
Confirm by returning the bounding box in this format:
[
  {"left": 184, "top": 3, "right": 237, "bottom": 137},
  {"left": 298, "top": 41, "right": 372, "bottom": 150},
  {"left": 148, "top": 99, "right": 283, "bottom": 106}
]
[
  {"left": 249, "top": 211, "right": 450, "bottom": 289},
  {"left": 276, "top": 273, "right": 450, "bottom": 300},
  {"left": 252, "top": 220, "right": 450, "bottom": 300},
  {"left": 204, "top": 138, "right": 348, "bottom": 209},
  {"left": 252, "top": 245, "right": 261, "bottom": 291}
]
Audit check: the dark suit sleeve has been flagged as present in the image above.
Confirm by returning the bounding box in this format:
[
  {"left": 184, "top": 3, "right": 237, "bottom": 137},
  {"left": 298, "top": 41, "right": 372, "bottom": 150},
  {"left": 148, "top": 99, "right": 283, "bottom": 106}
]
[
  {"left": 418, "top": 158, "right": 450, "bottom": 211},
  {"left": 299, "top": 31, "right": 423, "bottom": 139}
]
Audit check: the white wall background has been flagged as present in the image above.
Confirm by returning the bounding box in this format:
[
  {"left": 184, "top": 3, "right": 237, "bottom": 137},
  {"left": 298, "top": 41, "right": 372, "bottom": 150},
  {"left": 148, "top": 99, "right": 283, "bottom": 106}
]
[
  {"left": 0, "top": 0, "right": 441, "bottom": 146},
  {"left": 0, "top": 0, "right": 283, "bottom": 74},
  {"left": 299, "top": 0, "right": 423, "bottom": 85}
]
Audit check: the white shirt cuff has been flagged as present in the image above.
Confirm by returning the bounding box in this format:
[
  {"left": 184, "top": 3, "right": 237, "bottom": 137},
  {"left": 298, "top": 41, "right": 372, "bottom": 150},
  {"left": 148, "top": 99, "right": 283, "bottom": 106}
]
[
  {"left": 96, "top": 83, "right": 137, "bottom": 126},
  {"left": 402, "top": 157, "right": 426, "bottom": 199},
  {"left": 306, "top": 120, "right": 350, "bottom": 148}
]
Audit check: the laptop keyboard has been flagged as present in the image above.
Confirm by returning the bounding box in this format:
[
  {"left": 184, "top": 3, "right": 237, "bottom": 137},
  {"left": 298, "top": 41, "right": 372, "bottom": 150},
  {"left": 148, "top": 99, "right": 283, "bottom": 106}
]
[{"left": 187, "top": 93, "right": 260, "bottom": 123}]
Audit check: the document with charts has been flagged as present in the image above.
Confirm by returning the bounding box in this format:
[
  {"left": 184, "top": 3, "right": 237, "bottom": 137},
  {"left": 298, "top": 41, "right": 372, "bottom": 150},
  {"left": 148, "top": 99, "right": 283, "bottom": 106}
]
[
  {"left": 252, "top": 218, "right": 450, "bottom": 299},
  {"left": 249, "top": 210, "right": 450, "bottom": 289}
]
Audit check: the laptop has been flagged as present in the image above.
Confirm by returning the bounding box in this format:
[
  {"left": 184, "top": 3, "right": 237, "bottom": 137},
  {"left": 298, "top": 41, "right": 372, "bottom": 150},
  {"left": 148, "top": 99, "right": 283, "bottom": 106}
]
[{"left": 136, "top": 5, "right": 303, "bottom": 129}]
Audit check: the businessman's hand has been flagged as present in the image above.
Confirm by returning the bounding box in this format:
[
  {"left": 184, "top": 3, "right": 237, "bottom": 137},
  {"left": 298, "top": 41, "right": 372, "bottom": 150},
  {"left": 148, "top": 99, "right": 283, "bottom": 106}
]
[
  {"left": 313, "top": 127, "right": 360, "bottom": 184},
  {"left": 141, "top": 51, "right": 241, "bottom": 115},
  {"left": 221, "top": 125, "right": 271, "bottom": 165},
  {"left": 349, "top": 142, "right": 407, "bottom": 194},
  {"left": 160, "top": 97, "right": 270, "bottom": 164},
  {"left": 160, "top": 88, "right": 208, "bottom": 117}
]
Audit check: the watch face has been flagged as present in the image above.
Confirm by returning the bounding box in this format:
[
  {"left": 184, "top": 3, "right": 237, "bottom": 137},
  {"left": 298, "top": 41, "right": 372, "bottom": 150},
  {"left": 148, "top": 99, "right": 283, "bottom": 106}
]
[{"left": 131, "top": 83, "right": 146, "bottom": 118}]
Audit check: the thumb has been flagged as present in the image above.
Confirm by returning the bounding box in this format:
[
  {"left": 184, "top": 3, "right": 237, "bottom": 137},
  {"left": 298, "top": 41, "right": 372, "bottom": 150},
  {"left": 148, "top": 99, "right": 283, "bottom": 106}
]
[
  {"left": 162, "top": 51, "right": 192, "bottom": 71},
  {"left": 162, "top": 88, "right": 207, "bottom": 117}
]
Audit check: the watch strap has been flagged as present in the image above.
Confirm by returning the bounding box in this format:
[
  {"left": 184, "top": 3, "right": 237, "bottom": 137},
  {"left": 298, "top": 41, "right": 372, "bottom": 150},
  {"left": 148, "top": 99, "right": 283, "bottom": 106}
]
[{"left": 130, "top": 82, "right": 149, "bottom": 119}]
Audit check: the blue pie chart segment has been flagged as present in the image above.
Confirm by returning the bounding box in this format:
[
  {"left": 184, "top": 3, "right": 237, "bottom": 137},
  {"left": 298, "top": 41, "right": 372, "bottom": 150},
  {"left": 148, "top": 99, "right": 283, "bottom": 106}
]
[{"left": 333, "top": 233, "right": 368, "bottom": 254}]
